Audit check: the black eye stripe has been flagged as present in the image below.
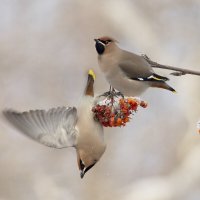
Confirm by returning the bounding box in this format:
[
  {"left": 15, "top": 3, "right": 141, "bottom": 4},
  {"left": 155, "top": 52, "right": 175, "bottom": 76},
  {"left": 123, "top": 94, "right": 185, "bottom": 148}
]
[
  {"left": 99, "top": 40, "right": 106, "bottom": 44},
  {"left": 99, "top": 39, "right": 112, "bottom": 44}
]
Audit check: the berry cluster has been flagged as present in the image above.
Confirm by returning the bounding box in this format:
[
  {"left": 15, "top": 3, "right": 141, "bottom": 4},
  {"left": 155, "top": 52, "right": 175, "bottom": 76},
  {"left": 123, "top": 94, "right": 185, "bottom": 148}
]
[{"left": 92, "top": 97, "right": 147, "bottom": 127}]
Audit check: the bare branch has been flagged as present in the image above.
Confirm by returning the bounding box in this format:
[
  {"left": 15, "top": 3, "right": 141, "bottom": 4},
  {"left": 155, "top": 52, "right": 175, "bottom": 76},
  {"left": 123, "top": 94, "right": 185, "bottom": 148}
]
[{"left": 142, "top": 54, "right": 200, "bottom": 77}]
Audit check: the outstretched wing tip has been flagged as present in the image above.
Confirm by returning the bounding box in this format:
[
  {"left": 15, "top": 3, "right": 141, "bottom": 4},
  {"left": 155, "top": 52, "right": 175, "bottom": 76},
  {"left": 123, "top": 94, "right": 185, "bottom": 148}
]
[{"left": 3, "top": 109, "right": 18, "bottom": 120}]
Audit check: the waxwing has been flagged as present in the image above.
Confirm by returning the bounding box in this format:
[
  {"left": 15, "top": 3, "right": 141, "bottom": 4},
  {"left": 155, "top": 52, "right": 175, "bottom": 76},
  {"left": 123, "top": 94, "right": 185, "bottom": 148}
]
[
  {"left": 94, "top": 36, "right": 175, "bottom": 96},
  {"left": 3, "top": 70, "right": 106, "bottom": 178}
]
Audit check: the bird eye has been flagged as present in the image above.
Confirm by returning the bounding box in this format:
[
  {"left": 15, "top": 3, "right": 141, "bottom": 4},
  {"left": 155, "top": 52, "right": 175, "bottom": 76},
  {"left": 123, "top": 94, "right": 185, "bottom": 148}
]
[{"left": 105, "top": 40, "right": 112, "bottom": 44}]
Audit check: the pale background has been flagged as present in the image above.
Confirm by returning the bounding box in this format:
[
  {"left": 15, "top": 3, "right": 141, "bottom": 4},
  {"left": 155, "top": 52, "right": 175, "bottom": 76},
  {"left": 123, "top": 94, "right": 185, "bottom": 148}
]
[{"left": 1, "top": 0, "right": 200, "bottom": 200}]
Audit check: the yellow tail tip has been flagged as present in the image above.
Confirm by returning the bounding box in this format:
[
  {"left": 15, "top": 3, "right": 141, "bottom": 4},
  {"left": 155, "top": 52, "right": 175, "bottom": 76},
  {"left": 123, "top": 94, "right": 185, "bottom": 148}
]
[{"left": 88, "top": 69, "right": 96, "bottom": 80}]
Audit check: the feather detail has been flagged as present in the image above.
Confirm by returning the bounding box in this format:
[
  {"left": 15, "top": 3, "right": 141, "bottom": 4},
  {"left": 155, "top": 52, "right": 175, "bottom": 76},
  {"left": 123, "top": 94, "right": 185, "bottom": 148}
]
[
  {"left": 131, "top": 73, "right": 169, "bottom": 82},
  {"left": 3, "top": 107, "right": 78, "bottom": 148}
]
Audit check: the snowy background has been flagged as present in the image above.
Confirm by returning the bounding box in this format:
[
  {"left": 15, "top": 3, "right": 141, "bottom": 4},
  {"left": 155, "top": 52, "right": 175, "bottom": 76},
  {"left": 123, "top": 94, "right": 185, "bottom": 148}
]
[{"left": 1, "top": 0, "right": 200, "bottom": 199}]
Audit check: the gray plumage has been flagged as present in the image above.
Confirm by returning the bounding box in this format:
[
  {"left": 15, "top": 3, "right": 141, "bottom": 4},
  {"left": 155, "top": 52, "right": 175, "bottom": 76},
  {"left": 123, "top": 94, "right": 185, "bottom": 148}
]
[
  {"left": 3, "top": 70, "right": 106, "bottom": 178},
  {"left": 94, "top": 36, "right": 176, "bottom": 96},
  {"left": 3, "top": 107, "right": 78, "bottom": 148},
  {"left": 119, "top": 51, "right": 154, "bottom": 79}
]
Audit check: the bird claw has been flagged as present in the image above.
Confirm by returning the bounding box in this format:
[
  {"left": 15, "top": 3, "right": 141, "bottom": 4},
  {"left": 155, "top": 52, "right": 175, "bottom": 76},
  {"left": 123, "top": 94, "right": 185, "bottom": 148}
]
[
  {"left": 99, "top": 90, "right": 124, "bottom": 99},
  {"left": 98, "top": 91, "right": 112, "bottom": 98},
  {"left": 114, "top": 91, "right": 124, "bottom": 98}
]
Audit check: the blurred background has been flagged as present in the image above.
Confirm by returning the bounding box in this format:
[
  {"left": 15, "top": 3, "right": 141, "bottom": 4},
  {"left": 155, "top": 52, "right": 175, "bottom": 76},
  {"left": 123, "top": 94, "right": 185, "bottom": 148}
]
[{"left": 0, "top": 0, "right": 200, "bottom": 199}]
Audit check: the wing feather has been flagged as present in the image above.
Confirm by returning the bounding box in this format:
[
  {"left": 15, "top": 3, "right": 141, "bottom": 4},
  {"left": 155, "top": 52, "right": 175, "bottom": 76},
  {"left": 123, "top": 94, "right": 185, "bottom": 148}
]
[
  {"left": 119, "top": 51, "right": 154, "bottom": 79},
  {"left": 119, "top": 51, "right": 170, "bottom": 83},
  {"left": 3, "top": 107, "right": 78, "bottom": 148}
]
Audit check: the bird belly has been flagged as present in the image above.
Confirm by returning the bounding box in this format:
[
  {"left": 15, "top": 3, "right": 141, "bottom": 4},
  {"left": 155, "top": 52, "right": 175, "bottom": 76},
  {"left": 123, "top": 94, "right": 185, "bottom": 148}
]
[
  {"left": 76, "top": 97, "right": 105, "bottom": 152},
  {"left": 75, "top": 121, "right": 106, "bottom": 159},
  {"left": 98, "top": 54, "right": 148, "bottom": 96},
  {"left": 106, "top": 71, "right": 149, "bottom": 96},
  {"left": 76, "top": 121, "right": 104, "bottom": 148}
]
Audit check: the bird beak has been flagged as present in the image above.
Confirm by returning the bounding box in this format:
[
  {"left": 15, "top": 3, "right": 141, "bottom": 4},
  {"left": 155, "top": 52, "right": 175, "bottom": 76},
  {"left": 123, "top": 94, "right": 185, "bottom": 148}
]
[{"left": 80, "top": 170, "right": 85, "bottom": 179}]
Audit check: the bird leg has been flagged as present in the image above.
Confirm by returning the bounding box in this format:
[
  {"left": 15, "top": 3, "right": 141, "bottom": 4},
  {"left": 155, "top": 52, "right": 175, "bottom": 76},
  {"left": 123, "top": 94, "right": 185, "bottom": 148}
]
[
  {"left": 99, "top": 86, "right": 124, "bottom": 99},
  {"left": 114, "top": 91, "right": 125, "bottom": 98},
  {"left": 110, "top": 86, "right": 125, "bottom": 99}
]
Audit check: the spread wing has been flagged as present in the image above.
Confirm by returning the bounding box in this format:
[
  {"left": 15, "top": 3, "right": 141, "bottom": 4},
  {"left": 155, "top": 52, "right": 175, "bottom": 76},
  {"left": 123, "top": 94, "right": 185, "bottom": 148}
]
[{"left": 3, "top": 107, "right": 78, "bottom": 148}]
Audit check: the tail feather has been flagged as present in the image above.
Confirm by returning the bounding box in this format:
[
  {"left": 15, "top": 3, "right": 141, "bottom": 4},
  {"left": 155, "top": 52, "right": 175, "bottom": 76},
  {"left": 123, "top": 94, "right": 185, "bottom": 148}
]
[
  {"left": 150, "top": 81, "right": 176, "bottom": 93},
  {"left": 152, "top": 73, "right": 169, "bottom": 81}
]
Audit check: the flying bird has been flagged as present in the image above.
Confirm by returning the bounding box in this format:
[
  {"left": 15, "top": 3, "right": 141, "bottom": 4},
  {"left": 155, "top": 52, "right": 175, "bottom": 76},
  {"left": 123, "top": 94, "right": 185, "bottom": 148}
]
[
  {"left": 94, "top": 36, "right": 176, "bottom": 96},
  {"left": 3, "top": 70, "right": 106, "bottom": 178}
]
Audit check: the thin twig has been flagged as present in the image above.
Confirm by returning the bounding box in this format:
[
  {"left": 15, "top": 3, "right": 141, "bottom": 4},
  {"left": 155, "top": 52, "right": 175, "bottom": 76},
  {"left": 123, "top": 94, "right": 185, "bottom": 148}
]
[{"left": 142, "top": 54, "right": 200, "bottom": 77}]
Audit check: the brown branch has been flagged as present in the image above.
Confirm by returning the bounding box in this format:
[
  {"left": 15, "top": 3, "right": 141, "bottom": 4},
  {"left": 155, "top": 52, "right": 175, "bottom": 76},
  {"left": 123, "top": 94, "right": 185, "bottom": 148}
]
[{"left": 142, "top": 54, "right": 200, "bottom": 77}]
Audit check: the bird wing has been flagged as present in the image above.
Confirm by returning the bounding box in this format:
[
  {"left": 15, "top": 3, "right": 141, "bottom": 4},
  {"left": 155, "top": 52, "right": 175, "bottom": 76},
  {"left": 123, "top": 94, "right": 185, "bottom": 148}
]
[
  {"left": 119, "top": 51, "right": 154, "bottom": 78},
  {"left": 3, "top": 107, "right": 78, "bottom": 148},
  {"left": 119, "top": 52, "right": 169, "bottom": 82}
]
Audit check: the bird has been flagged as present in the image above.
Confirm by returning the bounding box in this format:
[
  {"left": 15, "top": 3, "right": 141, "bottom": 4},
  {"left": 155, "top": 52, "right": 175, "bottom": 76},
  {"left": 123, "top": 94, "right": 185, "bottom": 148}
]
[
  {"left": 94, "top": 36, "right": 176, "bottom": 96},
  {"left": 3, "top": 70, "right": 106, "bottom": 179}
]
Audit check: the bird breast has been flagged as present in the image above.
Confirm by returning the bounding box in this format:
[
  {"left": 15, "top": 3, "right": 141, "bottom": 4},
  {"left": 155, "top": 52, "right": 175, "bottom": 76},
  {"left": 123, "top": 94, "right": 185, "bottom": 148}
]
[
  {"left": 99, "top": 54, "right": 149, "bottom": 96},
  {"left": 75, "top": 96, "right": 105, "bottom": 148}
]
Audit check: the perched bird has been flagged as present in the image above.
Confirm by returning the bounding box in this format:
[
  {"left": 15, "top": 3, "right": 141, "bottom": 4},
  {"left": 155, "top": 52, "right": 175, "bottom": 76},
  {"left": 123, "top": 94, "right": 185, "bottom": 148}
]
[
  {"left": 94, "top": 36, "right": 176, "bottom": 96},
  {"left": 3, "top": 70, "right": 106, "bottom": 178}
]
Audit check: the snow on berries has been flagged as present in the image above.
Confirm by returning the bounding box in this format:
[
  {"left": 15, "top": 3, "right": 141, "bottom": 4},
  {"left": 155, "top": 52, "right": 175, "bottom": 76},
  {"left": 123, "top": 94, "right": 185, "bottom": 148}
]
[{"left": 92, "top": 96, "right": 148, "bottom": 127}]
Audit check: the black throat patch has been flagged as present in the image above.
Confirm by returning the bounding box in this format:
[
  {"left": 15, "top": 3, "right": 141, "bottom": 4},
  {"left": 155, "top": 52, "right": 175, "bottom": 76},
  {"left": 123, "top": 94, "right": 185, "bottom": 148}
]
[{"left": 95, "top": 42, "right": 105, "bottom": 55}]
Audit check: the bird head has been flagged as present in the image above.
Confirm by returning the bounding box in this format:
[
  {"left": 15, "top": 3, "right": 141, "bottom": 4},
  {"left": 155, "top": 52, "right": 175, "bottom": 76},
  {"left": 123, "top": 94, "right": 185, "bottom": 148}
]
[
  {"left": 77, "top": 148, "right": 104, "bottom": 178},
  {"left": 94, "top": 36, "right": 117, "bottom": 55}
]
